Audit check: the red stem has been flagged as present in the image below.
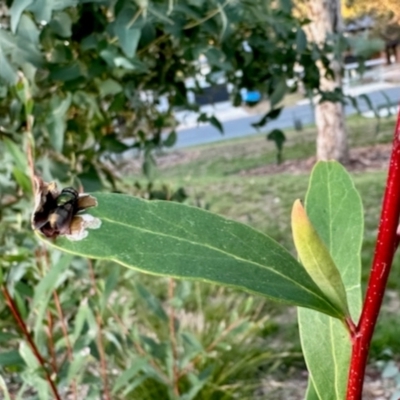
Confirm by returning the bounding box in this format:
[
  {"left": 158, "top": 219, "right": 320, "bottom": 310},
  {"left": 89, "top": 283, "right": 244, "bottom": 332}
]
[
  {"left": 2, "top": 286, "right": 61, "bottom": 400},
  {"left": 347, "top": 108, "right": 400, "bottom": 399}
]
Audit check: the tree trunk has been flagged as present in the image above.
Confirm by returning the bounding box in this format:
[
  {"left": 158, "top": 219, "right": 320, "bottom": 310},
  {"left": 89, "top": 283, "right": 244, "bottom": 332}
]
[{"left": 306, "top": 0, "right": 349, "bottom": 163}]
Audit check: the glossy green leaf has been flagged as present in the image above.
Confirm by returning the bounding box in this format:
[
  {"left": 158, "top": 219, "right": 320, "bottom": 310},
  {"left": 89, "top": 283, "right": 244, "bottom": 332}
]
[
  {"left": 292, "top": 199, "right": 349, "bottom": 318},
  {"left": 43, "top": 193, "right": 345, "bottom": 318},
  {"left": 298, "top": 161, "right": 363, "bottom": 400}
]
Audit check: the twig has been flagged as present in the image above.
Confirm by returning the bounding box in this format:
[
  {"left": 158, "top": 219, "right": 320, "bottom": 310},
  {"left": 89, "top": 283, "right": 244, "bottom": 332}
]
[
  {"left": 347, "top": 107, "right": 400, "bottom": 399},
  {"left": 46, "top": 310, "right": 57, "bottom": 374},
  {"left": 183, "top": 0, "right": 232, "bottom": 30},
  {"left": 87, "top": 259, "right": 111, "bottom": 400},
  {"left": 1, "top": 286, "right": 61, "bottom": 400},
  {"left": 168, "top": 279, "right": 180, "bottom": 396},
  {"left": 25, "top": 111, "right": 35, "bottom": 195},
  {"left": 52, "top": 290, "right": 78, "bottom": 400}
]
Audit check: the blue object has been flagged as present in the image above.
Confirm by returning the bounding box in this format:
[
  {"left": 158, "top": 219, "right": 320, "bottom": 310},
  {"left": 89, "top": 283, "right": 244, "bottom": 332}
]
[{"left": 243, "top": 91, "right": 261, "bottom": 102}]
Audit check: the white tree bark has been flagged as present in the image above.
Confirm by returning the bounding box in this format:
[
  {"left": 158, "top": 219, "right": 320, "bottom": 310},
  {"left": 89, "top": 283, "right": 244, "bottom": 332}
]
[{"left": 306, "top": 0, "right": 349, "bottom": 163}]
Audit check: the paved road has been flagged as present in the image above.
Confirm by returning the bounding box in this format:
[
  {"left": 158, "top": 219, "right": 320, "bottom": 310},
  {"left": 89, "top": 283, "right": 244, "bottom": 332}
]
[{"left": 175, "top": 86, "right": 400, "bottom": 148}]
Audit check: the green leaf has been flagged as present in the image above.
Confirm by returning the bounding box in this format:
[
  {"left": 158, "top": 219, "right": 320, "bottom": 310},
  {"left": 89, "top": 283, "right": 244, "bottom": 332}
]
[
  {"left": 0, "top": 47, "right": 18, "bottom": 84},
  {"left": 114, "top": 10, "right": 142, "bottom": 58},
  {"left": 267, "top": 129, "right": 285, "bottom": 151},
  {"left": 136, "top": 282, "right": 168, "bottom": 322},
  {"left": 43, "top": 193, "right": 344, "bottom": 318},
  {"left": 252, "top": 107, "right": 282, "bottom": 129},
  {"left": 209, "top": 115, "right": 223, "bottom": 134},
  {"left": 270, "top": 79, "right": 287, "bottom": 108},
  {"left": 0, "top": 375, "right": 12, "bottom": 400},
  {"left": 112, "top": 357, "right": 149, "bottom": 394},
  {"left": 298, "top": 161, "right": 363, "bottom": 400},
  {"left": 163, "top": 130, "right": 177, "bottom": 147},
  {"left": 9, "top": 0, "right": 34, "bottom": 33},
  {"left": 49, "top": 62, "right": 83, "bottom": 81},
  {"left": 305, "top": 380, "right": 320, "bottom": 400},
  {"left": 3, "top": 138, "right": 28, "bottom": 172},
  {"left": 0, "top": 350, "right": 25, "bottom": 367},
  {"left": 98, "top": 78, "right": 123, "bottom": 97},
  {"left": 292, "top": 199, "right": 349, "bottom": 318},
  {"left": 296, "top": 28, "right": 307, "bottom": 53},
  {"left": 26, "top": 0, "right": 76, "bottom": 22},
  {"left": 12, "top": 166, "right": 31, "bottom": 193},
  {"left": 46, "top": 93, "right": 72, "bottom": 152},
  {"left": 49, "top": 11, "right": 72, "bottom": 38},
  {"left": 279, "top": 0, "right": 292, "bottom": 13},
  {"left": 17, "top": 14, "right": 40, "bottom": 45}
]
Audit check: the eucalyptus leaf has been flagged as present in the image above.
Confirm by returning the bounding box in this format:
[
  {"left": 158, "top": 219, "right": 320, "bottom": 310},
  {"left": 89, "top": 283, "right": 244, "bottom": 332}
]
[
  {"left": 46, "top": 93, "right": 72, "bottom": 152},
  {"left": 9, "top": 0, "right": 33, "bottom": 33},
  {"left": 296, "top": 28, "right": 307, "bottom": 53},
  {"left": 43, "top": 193, "right": 345, "bottom": 318},
  {"left": 298, "top": 161, "right": 363, "bottom": 400},
  {"left": 114, "top": 9, "right": 142, "bottom": 58},
  {"left": 0, "top": 47, "right": 18, "bottom": 84},
  {"left": 270, "top": 79, "right": 287, "bottom": 108},
  {"left": 292, "top": 199, "right": 349, "bottom": 318}
]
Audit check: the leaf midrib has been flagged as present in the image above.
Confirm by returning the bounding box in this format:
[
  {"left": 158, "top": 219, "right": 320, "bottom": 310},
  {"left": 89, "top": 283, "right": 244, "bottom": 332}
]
[{"left": 98, "top": 215, "right": 334, "bottom": 307}]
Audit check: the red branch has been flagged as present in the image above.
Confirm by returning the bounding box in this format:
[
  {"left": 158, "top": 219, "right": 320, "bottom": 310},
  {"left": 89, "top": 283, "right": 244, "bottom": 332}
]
[
  {"left": 347, "top": 108, "right": 400, "bottom": 399},
  {"left": 2, "top": 286, "right": 61, "bottom": 400}
]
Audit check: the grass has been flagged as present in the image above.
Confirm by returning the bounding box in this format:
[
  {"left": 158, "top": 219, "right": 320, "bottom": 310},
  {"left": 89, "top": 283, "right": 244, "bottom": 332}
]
[
  {"left": 124, "top": 113, "right": 400, "bottom": 397},
  {"left": 154, "top": 114, "right": 394, "bottom": 182}
]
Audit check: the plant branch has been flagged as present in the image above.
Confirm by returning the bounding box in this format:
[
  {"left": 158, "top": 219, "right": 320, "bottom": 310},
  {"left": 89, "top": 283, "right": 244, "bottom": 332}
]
[
  {"left": 46, "top": 310, "right": 57, "bottom": 374},
  {"left": 52, "top": 290, "right": 78, "bottom": 400},
  {"left": 1, "top": 286, "right": 61, "bottom": 400},
  {"left": 168, "top": 279, "right": 180, "bottom": 396},
  {"left": 347, "top": 108, "right": 400, "bottom": 399},
  {"left": 87, "top": 259, "right": 111, "bottom": 400}
]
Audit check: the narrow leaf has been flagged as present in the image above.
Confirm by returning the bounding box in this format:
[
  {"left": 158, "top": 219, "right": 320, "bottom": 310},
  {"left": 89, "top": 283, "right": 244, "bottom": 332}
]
[
  {"left": 42, "top": 193, "right": 344, "bottom": 318},
  {"left": 209, "top": 115, "right": 224, "bottom": 134},
  {"left": 270, "top": 79, "right": 287, "bottom": 108},
  {"left": 292, "top": 199, "right": 349, "bottom": 318},
  {"left": 0, "top": 375, "right": 12, "bottom": 400}
]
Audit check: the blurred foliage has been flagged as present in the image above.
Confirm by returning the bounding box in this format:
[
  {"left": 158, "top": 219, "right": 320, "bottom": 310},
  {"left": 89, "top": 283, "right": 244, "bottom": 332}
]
[
  {"left": 0, "top": 0, "right": 362, "bottom": 398},
  {"left": 0, "top": 0, "right": 341, "bottom": 189},
  {"left": 342, "top": 0, "right": 400, "bottom": 50}
]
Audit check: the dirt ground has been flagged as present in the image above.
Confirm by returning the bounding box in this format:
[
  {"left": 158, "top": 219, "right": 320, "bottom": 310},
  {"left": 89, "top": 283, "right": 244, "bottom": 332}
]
[{"left": 239, "top": 143, "right": 391, "bottom": 176}]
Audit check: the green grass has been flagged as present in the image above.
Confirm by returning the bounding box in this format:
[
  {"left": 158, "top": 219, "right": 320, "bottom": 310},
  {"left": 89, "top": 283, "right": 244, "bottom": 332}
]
[{"left": 155, "top": 114, "right": 395, "bottom": 182}]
